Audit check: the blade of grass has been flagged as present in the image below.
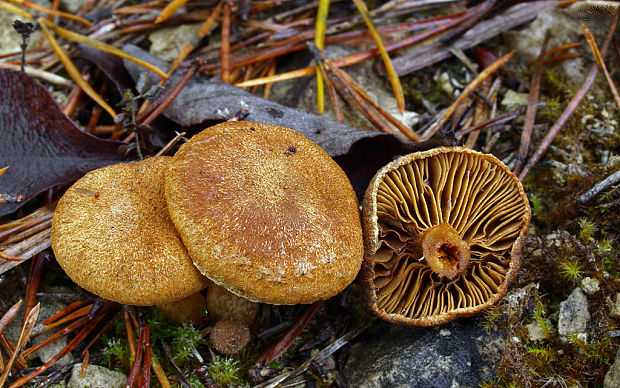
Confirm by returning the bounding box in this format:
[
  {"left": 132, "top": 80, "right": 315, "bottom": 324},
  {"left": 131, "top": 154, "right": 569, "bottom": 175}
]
[
  {"left": 582, "top": 23, "right": 620, "bottom": 110},
  {"left": 314, "top": 0, "right": 329, "bottom": 114},
  {"left": 352, "top": 0, "right": 405, "bottom": 113},
  {"left": 8, "top": 0, "right": 91, "bottom": 26},
  {"left": 40, "top": 19, "right": 167, "bottom": 80},
  {"left": 421, "top": 51, "right": 514, "bottom": 140},
  {"left": 155, "top": 0, "right": 189, "bottom": 23},
  {"left": 38, "top": 18, "right": 116, "bottom": 118},
  {"left": 519, "top": 11, "right": 618, "bottom": 181},
  {"left": 0, "top": 303, "right": 39, "bottom": 387}
]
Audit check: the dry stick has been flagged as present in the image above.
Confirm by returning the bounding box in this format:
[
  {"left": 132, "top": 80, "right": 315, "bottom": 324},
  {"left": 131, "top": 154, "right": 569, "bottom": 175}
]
[
  {"left": 0, "top": 301, "right": 22, "bottom": 338},
  {"left": 167, "top": 1, "right": 222, "bottom": 75},
  {"left": 255, "top": 300, "right": 325, "bottom": 365},
  {"left": 40, "top": 305, "right": 93, "bottom": 333},
  {"left": 525, "top": 41, "right": 581, "bottom": 67},
  {"left": 41, "top": 300, "right": 91, "bottom": 325},
  {"left": 315, "top": 59, "right": 344, "bottom": 122},
  {"left": 140, "top": 315, "right": 152, "bottom": 388},
  {"left": 456, "top": 105, "right": 534, "bottom": 137},
  {"left": 21, "top": 316, "right": 89, "bottom": 357},
  {"left": 582, "top": 23, "right": 620, "bottom": 111},
  {"left": 543, "top": 52, "right": 581, "bottom": 64},
  {"left": 39, "top": 18, "right": 116, "bottom": 118},
  {"left": 0, "top": 304, "right": 39, "bottom": 387},
  {"left": 124, "top": 308, "right": 137, "bottom": 360},
  {"left": 323, "top": 51, "right": 422, "bottom": 141},
  {"left": 7, "top": 0, "right": 92, "bottom": 26},
  {"left": 220, "top": 2, "right": 232, "bottom": 84},
  {"left": 126, "top": 320, "right": 144, "bottom": 388},
  {"left": 155, "top": 0, "right": 189, "bottom": 23},
  {"left": 352, "top": 0, "right": 405, "bottom": 113},
  {"left": 0, "top": 251, "right": 25, "bottom": 262},
  {"left": 151, "top": 356, "right": 171, "bottom": 388},
  {"left": 24, "top": 252, "right": 46, "bottom": 323},
  {"left": 257, "top": 323, "right": 370, "bottom": 388},
  {"left": 236, "top": 6, "right": 475, "bottom": 88},
  {"left": 140, "top": 65, "right": 198, "bottom": 127},
  {"left": 421, "top": 51, "right": 514, "bottom": 140},
  {"left": 518, "top": 11, "right": 619, "bottom": 181},
  {"left": 163, "top": 344, "right": 192, "bottom": 388},
  {"left": 10, "top": 303, "right": 117, "bottom": 388},
  {"left": 155, "top": 132, "right": 188, "bottom": 157},
  {"left": 578, "top": 170, "right": 620, "bottom": 204},
  {"left": 513, "top": 31, "right": 550, "bottom": 176}
]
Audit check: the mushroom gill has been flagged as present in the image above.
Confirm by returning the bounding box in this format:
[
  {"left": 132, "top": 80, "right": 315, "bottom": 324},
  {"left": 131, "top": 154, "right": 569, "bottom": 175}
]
[{"left": 361, "top": 147, "right": 530, "bottom": 326}]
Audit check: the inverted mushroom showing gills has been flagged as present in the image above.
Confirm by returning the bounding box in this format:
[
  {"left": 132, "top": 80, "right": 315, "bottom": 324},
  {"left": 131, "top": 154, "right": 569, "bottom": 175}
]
[
  {"left": 362, "top": 147, "right": 530, "bottom": 326},
  {"left": 51, "top": 157, "right": 210, "bottom": 306},
  {"left": 165, "top": 121, "right": 364, "bottom": 305}
]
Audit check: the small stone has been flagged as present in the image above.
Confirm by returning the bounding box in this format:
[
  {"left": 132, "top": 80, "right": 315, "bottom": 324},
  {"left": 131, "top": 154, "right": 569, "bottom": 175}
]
[
  {"left": 440, "top": 329, "right": 451, "bottom": 336},
  {"left": 67, "top": 365, "right": 126, "bottom": 388},
  {"left": 604, "top": 349, "right": 620, "bottom": 388},
  {"left": 501, "top": 90, "right": 529, "bottom": 111},
  {"left": 511, "top": 336, "right": 521, "bottom": 343},
  {"left": 580, "top": 277, "right": 600, "bottom": 294},
  {"left": 149, "top": 23, "right": 202, "bottom": 62},
  {"left": 526, "top": 320, "right": 551, "bottom": 341},
  {"left": 610, "top": 293, "right": 620, "bottom": 319},
  {"left": 437, "top": 72, "right": 455, "bottom": 97},
  {"left": 558, "top": 287, "right": 590, "bottom": 341}
]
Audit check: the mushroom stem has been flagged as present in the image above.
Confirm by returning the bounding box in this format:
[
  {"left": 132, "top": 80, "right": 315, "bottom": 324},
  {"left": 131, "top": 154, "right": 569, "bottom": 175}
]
[{"left": 420, "top": 223, "right": 470, "bottom": 280}]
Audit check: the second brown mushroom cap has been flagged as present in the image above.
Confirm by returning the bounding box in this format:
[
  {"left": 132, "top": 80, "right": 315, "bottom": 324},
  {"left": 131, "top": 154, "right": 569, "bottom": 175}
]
[{"left": 361, "top": 147, "right": 530, "bottom": 326}]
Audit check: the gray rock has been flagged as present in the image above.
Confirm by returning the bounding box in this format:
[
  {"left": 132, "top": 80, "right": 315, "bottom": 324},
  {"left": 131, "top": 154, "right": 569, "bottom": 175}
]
[
  {"left": 501, "top": 90, "right": 529, "bottom": 111},
  {"left": 149, "top": 23, "right": 202, "bottom": 62},
  {"left": 604, "top": 349, "right": 620, "bottom": 388},
  {"left": 344, "top": 318, "right": 503, "bottom": 388},
  {"left": 526, "top": 320, "right": 551, "bottom": 341},
  {"left": 0, "top": 9, "right": 42, "bottom": 57},
  {"left": 610, "top": 293, "right": 620, "bottom": 319},
  {"left": 61, "top": 0, "right": 87, "bottom": 13},
  {"left": 502, "top": 5, "right": 612, "bottom": 90},
  {"left": 558, "top": 287, "right": 590, "bottom": 341},
  {"left": 580, "top": 277, "right": 600, "bottom": 294},
  {"left": 67, "top": 365, "right": 126, "bottom": 388}
]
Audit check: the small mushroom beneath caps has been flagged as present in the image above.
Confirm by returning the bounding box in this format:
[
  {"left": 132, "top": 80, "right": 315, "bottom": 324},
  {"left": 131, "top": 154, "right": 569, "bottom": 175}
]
[
  {"left": 206, "top": 283, "right": 259, "bottom": 325},
  {"left": 165, "top": 121, "right": 363, "bottom": 305},
  {"left": 361, "top": 147, "right": 530, "bottom": 326},
  {"left": 210, "top": 318, "right": 251, "bottom": 354},
  {"left": 51, "top": 157, "right": 211, "bottom": 307}
]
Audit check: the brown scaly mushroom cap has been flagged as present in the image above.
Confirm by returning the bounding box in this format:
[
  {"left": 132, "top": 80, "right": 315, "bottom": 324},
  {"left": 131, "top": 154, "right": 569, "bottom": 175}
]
[
  {"left": 210, "top": 318, "right": 251, "bottom": 354},
  {"left": 361, "top": 147, "right": 530, "bottom": 326},
  {"left": 165, "top": 121, "right": 363, "bottom": 305},
  {"left": 52, "top": 157, "right": 210, "bottom": 306}
]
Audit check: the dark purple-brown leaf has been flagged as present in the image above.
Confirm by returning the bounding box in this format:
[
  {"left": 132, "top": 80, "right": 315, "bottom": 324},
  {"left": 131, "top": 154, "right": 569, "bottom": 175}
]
[{"left": 0, "top": 69, "right": 129, "bottom": 216}]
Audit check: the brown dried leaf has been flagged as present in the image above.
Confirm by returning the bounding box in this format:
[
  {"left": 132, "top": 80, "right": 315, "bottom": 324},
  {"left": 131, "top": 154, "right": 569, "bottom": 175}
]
[{"left": 0, "top": 69, "right": 129, "bottom": 216}]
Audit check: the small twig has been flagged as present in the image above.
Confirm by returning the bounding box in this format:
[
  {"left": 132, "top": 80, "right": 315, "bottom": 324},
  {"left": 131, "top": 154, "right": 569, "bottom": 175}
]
[
  {"left": 0, "top": 304, "right": 39, "bottom": 387},
  {"left": 582, "top": 23, "right": 620, "bottom": 111},
  {"left": 220, "top": 2, "right": 232, "bottom": 84},
  {"left": 578, "top": 170, "right": 620, "bottom": 204},
  {"left": 256, "top": 300, "right": 325, "bottom": 365},
  {"left": 140, "top": 65, "right": 198, "bottom": 126},
  {"left": 163, "top": 344, "right": 192, "bottom": 388},
  {"left": 421, "top": 51, "right": 515, "bottom": 140},
  {"left": 155, "top": 132, "right": 188, "bottom": 157},
  {"left": 455, "top": 104, "right": 537, "bottom": 136},
  {"left": 155, "top": 0, "right": 189, "bottom": 23},
  {"left": 514, "top": 30, "right": 549, "bottom": 176},
  {"left": 12, "top": 20, "right": 34, "bottom": 73},
  {"left": 24, "top": 252, "right": 47, "bottom": 324},
  {"left": 519, "top": 11, "right": 619, "bottom": 181}
]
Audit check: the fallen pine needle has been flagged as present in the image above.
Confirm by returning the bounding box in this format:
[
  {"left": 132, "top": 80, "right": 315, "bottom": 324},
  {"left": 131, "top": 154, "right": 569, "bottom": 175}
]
[
  {"left": 39, "top": 18, "right": 116, "bottom": 118},
  {"left": 155, "top": 0, "right": 189, "bottom": 23},
  {"left": 0, "top": 2, "right": 33, "bottom": 20},
  {"left": 40, "top": 19, "right": 168, "bottom": 80},
  {"left": 8, "top": 0, "right": 92, "bottom": 26},
  {"left": 352, "top": 0, "right": 404, "bottom": 113},
  {"left": 314, "top": 0, "right": 330, "bottom": 114},
  {"left": 421, "top": 51, "right": 515, "bottom": 140},
  {"left": 582, "top": 23, "right": 620, "bottom": 110}
]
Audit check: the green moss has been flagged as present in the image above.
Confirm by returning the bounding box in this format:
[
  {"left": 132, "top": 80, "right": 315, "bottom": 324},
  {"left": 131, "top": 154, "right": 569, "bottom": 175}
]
[{"left": 208, "top": 356, "right": 242, "bottom": 387}]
